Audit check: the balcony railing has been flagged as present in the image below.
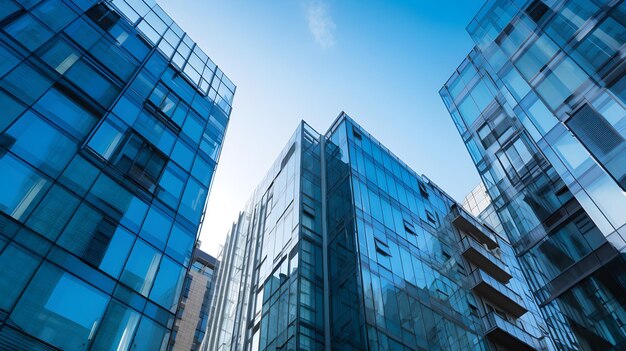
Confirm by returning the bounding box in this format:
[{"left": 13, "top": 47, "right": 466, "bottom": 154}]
[
  {"left": 460, "top": 236, "right": 512, "bottom": 283},
  {"left": 484, "top": 311, "right": 541, "bottom": 351},
  {"left": 450, "top": 204, "right": 498, "bottom": 249},
  {"left": 469, "top": 269, "right": 527, "bottom": 318}
]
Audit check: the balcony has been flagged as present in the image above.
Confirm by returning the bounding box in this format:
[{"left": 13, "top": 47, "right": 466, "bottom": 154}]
[
  {"left": 450, "top": 204, "right": 498, "bottom": 249},
  {"left": 460, "top": 236, "right": 512, "bottom": 283},
  {"left": 484, "top": 311, "right": 541, "bottom": 351},
  {"left": 469, "top": 270, "right": 527, "bottom": 318}
]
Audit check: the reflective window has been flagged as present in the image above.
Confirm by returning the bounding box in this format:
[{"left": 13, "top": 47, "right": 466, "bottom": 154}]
[
  {"left": 88, "top": 118, "right": 128, "bottom": 160},
  {"left": 58, "top": 203, "right": 135, "bottom": 278},
  {"left": 0, "top": 242, "right": 40, "bottom": 311},
  {"left": 26, "top": 185, "right": 80, "bottom": 241},
  {"left": 0, "top": 154, "right": 51, "bottom": 221},
  {"left": 90, "top": 300, "right": 141, "bottom": 351},
  {"left": 4, "top": 111, "right": 76, "bottom": 177},
  {"left": 1, "top": 61, "right": 53, "bottom": 105},
  {"left": 120, "top": 239, "right": 162, "bottom": 296},
  {"left": 536, "top": 57, "right": 588, "bottom": 110},
  {"left": 179, "top": 178, "right": 206, "bottom": 224},
  {"left": 11, "top": 263, "right": 109, "bottom": 350},
  {"left": 34, "top": 86, "right": 100, "bottom": 140},
  {"left": 0, "top": 89, "right": 26, "bottom": 132},
  {"left": 514, "top": 35, "right": 558, "bottom": 81},
  {"left": 88, "top": 174, "right": 149, "bottom": 232},
  {"left": 157, "top": 162, "right": 187, "bottom": 209},
  {"left": 32, "top": 0, "right": 77, "bottom": 31},
  {"left": 165, "top": 221, "right": 195, "bottom": 265},
  {"left": 149, "top": 256, "right": 185, "bottom": 311},
  {"left": 140, "top": 205, "right": 173, "bottom": 249},
  {"left": 131, "top": 316, "right": 169, "bottom": 351},
  {"left": 109, "top": 132, "right": 168, "bottom": 193},
  {"left": 65, "top": 59, "right": 120, "bottom": 107},
  {"left": 59, "top": 155, "right": 100, "bottom": 196},
  {"left": 4, "top": 14, "right": 53, "bottom": 51}
]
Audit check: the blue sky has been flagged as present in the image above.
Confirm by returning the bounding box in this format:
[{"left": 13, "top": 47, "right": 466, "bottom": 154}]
[{"left": 158, "top": 0, "right": 485, "bottom": 257}]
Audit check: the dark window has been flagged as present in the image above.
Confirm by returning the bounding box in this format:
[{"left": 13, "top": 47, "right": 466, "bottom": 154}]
[
  {"left": 526, "top": 0, "right": 550, "bottom": 23},
  {"left": 110, "top": 132, "right": 168, "bottom": 192},
  {"left": 567, "top": 104, "right": 626, "bottom": 190},
  {"left": 86, "top": 3, "right": 121, "bottom": 31}
]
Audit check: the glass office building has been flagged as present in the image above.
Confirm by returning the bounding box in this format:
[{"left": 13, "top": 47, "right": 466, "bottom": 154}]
[
  {"left": 206, "top": 113, "right": 551, "bottom": 351},
  {"left": 170, "top": 248, "right": 219, "bottom": 351},
  {"left": 440, "top": 0, "right": 626, "bottom": 350},
  {"left": 0, "top": 0, "right": 234, "bottom": 349}
]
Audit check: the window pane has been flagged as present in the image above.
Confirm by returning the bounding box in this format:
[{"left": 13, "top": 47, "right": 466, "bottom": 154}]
[
  {"left": 536, "top": 57, "right": 588, "bottom": 110},
  {"left": 149, "top": 256, "right": 185, "bottom": 311},
  {"left": 58, "top": 203, "right": 135, "bottom": 278},
  {"left": 165, "top": 221, "right": 195, "bottom": 266},
  {"left": 120, "top": 239, "right": 162, "bottom": 296},
  {"left": 4, "top": 111, "right": 77, "bottom": 177},
  {"left": 26, "top": 185, "right": 80, "bottom": 241},
  {"left": 131, "top": 316, "right": 169, "bottom": 351},
  {"left": 0, "top": 242, "right": 40, "bottom": 311},
  {"left": 1, "top": 61, "right": 53, "bottom": 105},
  {"left": 65, "top": 59, "right": 120, "bottom": 107},
  {"left": 11, "top": 263, "right": 109, "bottom": 350},
  {"left": 0, "top": 89, "right": 26, "bottom": 132},
  {"left": 179, "top": 178, "right": 206, "bottom": 224},
  {"left": 34, "top": 86, "right": 99, "bottom": 139},
  {"left": 140, "top": 205, "right": 173, "bottom": 250},
  {"left": 91, "top": 300, "right": 141, "bottom": 351},
  {"left": 4, "top": 14, "right": 53, "bottom": 51},
  {"left": 88, "top": 118, "right": 127, "bottom": 160},
  {"left": 0, "top": 154, "right": 51, "bottom": 221},
  {"left": 514, "top": 35, "right": 558, "bottom": 81},
  {"left": 157, "top": 162, "right": 187, "bottom": 208},
  {"left": 59, "top": 155, "right": 100, "bottom": 196},
  {"left": 88, "top": 174, "right": 148, "bottom": 232}
]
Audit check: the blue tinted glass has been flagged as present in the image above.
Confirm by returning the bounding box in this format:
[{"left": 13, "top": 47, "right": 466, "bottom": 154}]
[
  {"left": 89, "top": 174, "right": 148, "bottom": 232},
  {"left": 65, "top": 59, "right": 120, "bottom": 107},
  {"left": 131, "top": 316, "right": 169, "bottom": 350},
  {"left": 191, "top": 155, "right": 214, "bottom": 186},
  {"left": 0, "top": 90, "right": 26, "bottom": 132},
  {"left": 59, "top": 155, "right": 100, "bottom": 196},
  {"left": 149, "top": 256, "right": 185, "bottom": 311},
  {"left": 26, "top": 185, "right": 80, "bottom": 241},
  {"left": 4, "top": 14, "right": 53, "bottom": 51},
  {"left": 5, "top": 111, "right": 76, "bottom": 176},
  {"left": 120, "top": 239, "right": 162, "bottom": 296},
  {"left": 179, "top": 178, "right": 206, "bottom": 224},
  {"left": 88, "top": 117, "right": 127, "bottom": 160},
  {"left": 91, "top": 300, "right": 141, "bottom": 351},
  {"left": 0, "top": 154, "right": 51, "bottom": 221},
  {"left": 32, "top": 0, "right": 77, "bottom": 31},
  {"left": 0, "top": 42, "right": 20, "bottom": 76},
  {"left": 133, "top": 111, "right": 176, "bottom": 154},
  {"left": 1, "top": 61, "right": 53, "bottom": 105},
  {"left": 0, "top": 242, "right": 40, "bottom": 310},
  {"left": 11, "top": 263, "right": 109, "bottom": 350},
  {"left": 157, "top": 162, "right": 187, "bottom": 209},
  {"left": 171, "top": 140, "right": 194, "bottom": 169},
  {"left": 165, "top": 222, "right": 195, "bottom": 266},
  {"left": 63, "top": 17, "right": 100, "bottom": 50},
  {"left": 112, "top": 95, "right": 141, "bottom": 126},
  {"left": 140, "top": 205, "right": 173, "bottom": 250},
  {"left": 182, "top": 112, "right": 203, "bottom": 144},
  {"left": 99, "top": 226, "right": 135, "bottom": 278},
  {"left": 34, "top": 87, "right": 99, "bottom": 139}
]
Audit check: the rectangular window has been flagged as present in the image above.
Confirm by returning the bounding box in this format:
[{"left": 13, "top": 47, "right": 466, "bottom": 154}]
[
  {"left": 110, "top": 132, "right": 168, "bottom": 193},
  {"left": 567, "top": 104, "right": 626, "bottom": 190}
]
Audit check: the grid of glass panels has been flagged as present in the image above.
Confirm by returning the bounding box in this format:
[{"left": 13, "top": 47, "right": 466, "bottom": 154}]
[
  {"left": 441, "top": 0, "right": 626, "bottom": 350},
  {"left": 0, "top": 0, "right": 234, "bottom": 349}
]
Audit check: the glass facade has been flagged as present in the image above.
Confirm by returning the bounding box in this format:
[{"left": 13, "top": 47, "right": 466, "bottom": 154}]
[
  {"left": 170, "top": 248, "right": 219, "bottom": 351},
  {"left": 440, "top": 1, "right": 626, "bottom": 350},
  {"left": 0, "top": 0, "right": 234, "bottom": 349},
  {"left": 206, "top": 114, "right": 551, "bottom": 351}
]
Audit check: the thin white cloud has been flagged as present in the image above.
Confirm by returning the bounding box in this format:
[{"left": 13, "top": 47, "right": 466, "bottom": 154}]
[{"left": 306, "top": 1, "right": 336, "bottom": 48}]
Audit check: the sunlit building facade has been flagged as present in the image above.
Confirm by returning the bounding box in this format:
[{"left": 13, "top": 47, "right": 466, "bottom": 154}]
[
  {"left": 0, "top": 0, "right": 234, "bottom": 349},
  {"left": 206, "top": 114, "right": 551, "bottom": 351},
  {"left": 440, "top": 1, "right": 626, "bottom": 350}
]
